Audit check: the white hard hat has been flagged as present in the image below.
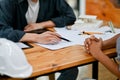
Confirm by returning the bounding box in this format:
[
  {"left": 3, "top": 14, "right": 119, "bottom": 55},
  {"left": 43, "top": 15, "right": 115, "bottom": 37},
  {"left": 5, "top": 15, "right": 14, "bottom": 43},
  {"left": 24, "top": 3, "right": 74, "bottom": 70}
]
[{"left": 0, "top": 38, "right": 32, "bottom": 78}]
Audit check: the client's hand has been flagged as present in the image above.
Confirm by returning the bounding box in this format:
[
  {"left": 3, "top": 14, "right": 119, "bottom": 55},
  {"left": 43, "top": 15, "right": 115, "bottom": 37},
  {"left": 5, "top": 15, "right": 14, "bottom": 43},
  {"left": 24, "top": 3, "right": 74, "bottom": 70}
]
[
  {"left": 84, "top": 36, "right": 103, "bottom": 54},
  {"left": 37, "top": 31, "right": 61, "bottom": 44},
  {"left": 24, "top": 23, "right": 44, "bottom": 32},
  {"left": 20, "top": 31, "right": 61, "bottom": 44}
]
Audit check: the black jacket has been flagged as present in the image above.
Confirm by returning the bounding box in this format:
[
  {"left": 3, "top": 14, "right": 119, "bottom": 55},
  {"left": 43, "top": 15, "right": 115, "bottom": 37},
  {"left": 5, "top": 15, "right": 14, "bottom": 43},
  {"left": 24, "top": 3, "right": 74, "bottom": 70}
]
[{"left": 0, "top": 0, "right": 76, "bottom": 42}]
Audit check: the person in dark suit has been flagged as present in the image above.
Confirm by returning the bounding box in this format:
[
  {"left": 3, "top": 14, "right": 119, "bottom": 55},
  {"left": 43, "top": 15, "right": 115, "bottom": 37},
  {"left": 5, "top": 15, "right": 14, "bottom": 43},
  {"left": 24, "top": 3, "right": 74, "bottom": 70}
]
[{"left": 0, "top": 0, "right": 76, "bottom": 43}]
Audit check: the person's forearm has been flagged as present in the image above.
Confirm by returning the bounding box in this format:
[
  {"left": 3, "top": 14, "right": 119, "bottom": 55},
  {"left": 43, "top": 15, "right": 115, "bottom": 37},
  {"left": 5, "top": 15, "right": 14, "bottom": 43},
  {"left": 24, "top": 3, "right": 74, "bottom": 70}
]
[
  {"left": 94, "top": 51, "right": 120, "bottom": 78},
  {"left": 39, "top": 20, "right": 56, "bottom": 28},
  {"left": 102, "top": 33, "right": 120, "bottom": 49}
]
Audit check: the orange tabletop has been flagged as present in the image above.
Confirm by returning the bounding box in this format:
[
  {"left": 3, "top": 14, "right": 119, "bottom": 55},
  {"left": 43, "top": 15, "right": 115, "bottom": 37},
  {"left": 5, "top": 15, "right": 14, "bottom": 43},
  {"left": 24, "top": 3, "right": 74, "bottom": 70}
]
[{"left": 24, "top": 43, "right": 116, "bottom": 78}]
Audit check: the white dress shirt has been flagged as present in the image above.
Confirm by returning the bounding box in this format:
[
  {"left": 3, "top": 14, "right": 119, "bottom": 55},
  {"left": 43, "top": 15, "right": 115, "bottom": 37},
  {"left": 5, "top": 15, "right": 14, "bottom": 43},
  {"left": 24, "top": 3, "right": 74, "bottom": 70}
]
[{"left": 26, "top": 0, "right": 39, "bottom": 24}]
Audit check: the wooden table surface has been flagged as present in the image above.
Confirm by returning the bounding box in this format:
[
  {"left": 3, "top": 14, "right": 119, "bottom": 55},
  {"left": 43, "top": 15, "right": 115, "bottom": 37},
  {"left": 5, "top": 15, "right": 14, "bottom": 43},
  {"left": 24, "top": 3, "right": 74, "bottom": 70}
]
[
  {"left": 0, "top": 37, "right": 117, "bottom": 80},
  {"left": 23, "top": 43, "right": 117, "bottom": 78},
  {"left": 0, "top": 43, "right": 116, "bottom": 80}
]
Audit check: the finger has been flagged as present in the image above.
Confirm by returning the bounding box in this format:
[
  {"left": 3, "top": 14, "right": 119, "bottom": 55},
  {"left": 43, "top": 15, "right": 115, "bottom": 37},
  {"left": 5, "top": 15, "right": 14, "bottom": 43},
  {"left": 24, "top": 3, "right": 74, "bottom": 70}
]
[
  {"left": 99, "top": 38, "right": 103, "bottom": 41},
  {"left": 47, "top": 38, "right": 60, "bottom": 44},
  {"left": 50, "top": 40, "right": 59, "bottom": 44},
  {"left": 46, "top": 31, "right": 61, "bottom": 37},
  {"left": 50, "top": 36, "right": 61, "bottom": 42},
  {"left": 24, "top": 25, "right": 30, "bottom": 30},
  {"left": 40, "top": 39, "right": 58, "bottom": 45},
  {"left": 84, "top": 39, "right": 89, "bottom": 48},
  {"left": 44, "top": 31, "right": 62, "bottom": 41},
  {"left": 85, "top": 38, "right": 92, "bottom": 45},
  {"left": 84, "top": 42, "right": 90, "bottom": 51},
  {"left": 90, "top": 35, "right": 99, "bottom": 42},
  {"left": 24, "top": 28, "right": 32, "bottom": 32},
  {"left": 84, "top": 45, "right": 90, "bottom": 54},
  {"left": 87, "top": 50, "right": 90, "bottom": 54}
]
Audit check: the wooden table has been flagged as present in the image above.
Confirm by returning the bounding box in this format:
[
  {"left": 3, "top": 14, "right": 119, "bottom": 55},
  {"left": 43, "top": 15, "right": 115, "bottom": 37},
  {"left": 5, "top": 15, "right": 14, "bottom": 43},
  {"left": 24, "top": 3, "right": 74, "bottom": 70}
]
[
  {"left": 0, "top": 43, "right": 117, "bottom": 80},
  {"left": 25, "top": 43, "right": 116, "bottom": 79}
]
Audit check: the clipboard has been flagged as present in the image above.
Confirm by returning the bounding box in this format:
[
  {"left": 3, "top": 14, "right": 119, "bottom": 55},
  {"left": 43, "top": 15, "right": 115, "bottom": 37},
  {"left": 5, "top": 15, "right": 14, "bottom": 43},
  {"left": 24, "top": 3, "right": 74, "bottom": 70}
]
[
  {"left": 22, "top": 42, "right": 33, "bottom": 49},
  {"left": 26, "top": 28, "right": 49, "bottom": 34},
  {"left": 16, "top": 42, "right": 33, "bottom": 49}
]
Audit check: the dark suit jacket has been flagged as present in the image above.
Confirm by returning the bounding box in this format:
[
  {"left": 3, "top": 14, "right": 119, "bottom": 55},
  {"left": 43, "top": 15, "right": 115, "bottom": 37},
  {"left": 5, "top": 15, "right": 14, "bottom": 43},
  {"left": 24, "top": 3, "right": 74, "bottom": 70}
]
[{"left": 0, "top": 0, "right": 76, "bottom": 42}]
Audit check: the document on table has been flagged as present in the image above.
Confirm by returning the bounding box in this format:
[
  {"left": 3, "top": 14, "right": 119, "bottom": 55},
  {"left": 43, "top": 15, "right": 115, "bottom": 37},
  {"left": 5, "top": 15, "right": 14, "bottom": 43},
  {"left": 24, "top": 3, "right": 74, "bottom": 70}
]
[
  {"left": 36, "top": 27, "right": 120, "bottom": 50},
  {"left": 36, "top": 27, "right": 90, "bottom": 50},
  {"left": 37, "top": 40, "right": 77, "bottom": 50}
]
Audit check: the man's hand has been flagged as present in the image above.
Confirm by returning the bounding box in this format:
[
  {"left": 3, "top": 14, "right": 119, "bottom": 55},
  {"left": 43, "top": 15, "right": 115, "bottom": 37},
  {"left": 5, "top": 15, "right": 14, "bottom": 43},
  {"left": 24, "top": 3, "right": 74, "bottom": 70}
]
[
  {"left": 24, "top": 21, "right": 55, "bottom": 32},
  {"left": 20, "top": 31, "right": 61, "bottom": 45},
  {"left": 24, "top": 23, "right": 44, "bottom": 32}
]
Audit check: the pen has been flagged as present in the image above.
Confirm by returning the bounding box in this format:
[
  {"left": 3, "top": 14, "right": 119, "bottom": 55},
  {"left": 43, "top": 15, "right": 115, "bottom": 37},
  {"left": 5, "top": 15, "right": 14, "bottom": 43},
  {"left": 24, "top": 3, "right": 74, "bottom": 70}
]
[
  {"left": 59, "top": 37, "right": 71, "bottom": 42},
  {"left": 81, "top": 31, "right": 103, "bottom": 35},
  {"left": 108, "top": 21, "right": 115, "bottom": 33}
]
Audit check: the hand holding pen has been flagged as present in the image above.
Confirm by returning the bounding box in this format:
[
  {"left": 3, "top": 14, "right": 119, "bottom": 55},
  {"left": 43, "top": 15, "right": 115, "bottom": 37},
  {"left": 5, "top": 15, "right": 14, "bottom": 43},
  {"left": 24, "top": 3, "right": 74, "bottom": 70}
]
[
  {"left": 47, "top": 29, "right": 71, "bottom": 42},
  {"left": 45, "top": 31, "right": 71, "bottom": 43},
  {"left": 26, "top": 28, "right": 71, "bottom": 43}
]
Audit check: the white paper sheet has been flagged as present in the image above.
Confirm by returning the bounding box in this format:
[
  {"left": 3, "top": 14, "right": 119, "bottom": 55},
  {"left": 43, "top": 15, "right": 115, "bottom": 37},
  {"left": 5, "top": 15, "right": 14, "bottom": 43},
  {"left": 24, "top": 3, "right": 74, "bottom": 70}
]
[{"left": 36, "top": 27, "right": 120, "bottom": 50}]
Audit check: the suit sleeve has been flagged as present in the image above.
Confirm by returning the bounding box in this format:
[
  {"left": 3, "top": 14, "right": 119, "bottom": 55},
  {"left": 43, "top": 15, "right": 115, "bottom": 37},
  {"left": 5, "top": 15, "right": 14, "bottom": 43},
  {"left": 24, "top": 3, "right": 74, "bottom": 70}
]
[
  {"left": 0, "top": 0, "right": 25, "bottom": 42},
  {"left": 51, "top": 0, "right": 76, "bottom": 27},
  {"left": 0, "top": 22, "right": 25, "bottom": 42}
]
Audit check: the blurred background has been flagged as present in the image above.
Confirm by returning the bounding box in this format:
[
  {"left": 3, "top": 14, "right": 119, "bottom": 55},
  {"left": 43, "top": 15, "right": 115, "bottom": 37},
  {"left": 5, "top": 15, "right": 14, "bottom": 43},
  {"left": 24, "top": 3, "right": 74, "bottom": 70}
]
[{"left": 67, "top": 0, "right": 120, "bottom": 28}]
